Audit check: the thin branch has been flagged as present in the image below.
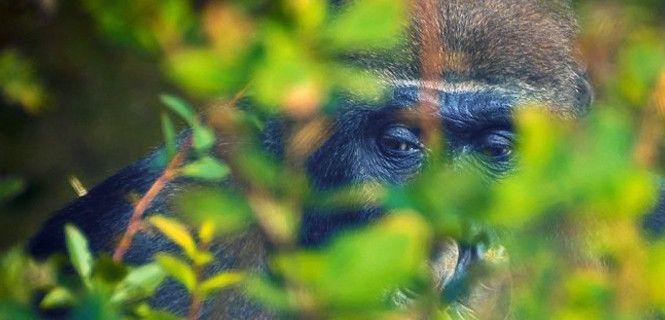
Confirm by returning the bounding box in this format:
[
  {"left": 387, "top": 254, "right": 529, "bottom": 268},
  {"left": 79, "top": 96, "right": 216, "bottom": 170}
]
[
  {"left": 634, "top": 71, "right": 665, "bottom": 167},
  {"left": 113, "top": 139, "right": 192, "bottom": 262}
]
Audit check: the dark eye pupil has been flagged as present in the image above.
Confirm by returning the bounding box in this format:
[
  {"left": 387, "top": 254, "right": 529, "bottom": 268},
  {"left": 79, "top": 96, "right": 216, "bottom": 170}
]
[
  {"left": 482, "top": 144, "right": 512, "bottom": 158},
  {"left": 381, "top": 136, "right": 414, "bottom": 152}
]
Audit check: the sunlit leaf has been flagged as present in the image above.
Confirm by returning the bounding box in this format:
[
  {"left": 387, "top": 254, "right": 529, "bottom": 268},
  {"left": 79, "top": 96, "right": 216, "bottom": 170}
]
[
  {"left": 111, "top": 263, "right": 166, "bottom": 303},
  {"left": 0, "top": 49, "right": 49, "bottom": 113},
  {"left": 274, "top": 213, "right": 430, "bottom": 308},
  {"left": 177, "top": 188, "right": 253, "bottom": 236},
  {"left": 252, "top": 26, "right": 325, "bottom": 110},
  {"left": 160, "top": 94, "right": 195, "bottom": 124},
  {"left": 198, "top": 220, "right": 216, "bottom": 245},
  {"left": 179, "top": 156, "right": 229, "bottom": 181},
  {"left": 0, "top": 176, "right": 25, "bottom": 203},
  {"left": 323, "top": 0, "right": 406, "bottom": 51},
  {"left": 166, "top": 48, "right": 243, "bottom": 98},
  {"left": 64, "top": 224, "right": 94, "bottom": 288},
  {"left": 197, "top": 271, "right": 245, "bottom": 297},
  {"left": 161, "top": 113, "right": 177, "bottom": 159},
  {"left": 191, "top": 124, "right": 216, "bottom": 154},
  {"left": 40, "top": 287, "right": 76, "bottom": 309},
  {"left": 134, "top": 303, "right": 182, "bottom": 320},
  {"left": 154, "top": 254, "right": 196, "bottom": 293},
  {"left": 149, "top": 216, "right": 197, "bottom": 260}
]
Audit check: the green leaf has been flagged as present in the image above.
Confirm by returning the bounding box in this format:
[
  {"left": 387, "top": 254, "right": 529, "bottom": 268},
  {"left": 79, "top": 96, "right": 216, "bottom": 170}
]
[
  {"left": 177, "top": 188, "right": 253, "bottom": 236},
  {"left": 323, "top": 0, "right": 406, "bottom": 51},
  {"left": 93, "top": 254, "right": 128, "bottom": 286},
  {"left": 40, "top": 287, "right": 76, "bottom": 309},
  {"left": 179, "top": 156, "right": 229, "bottom": 181},
  {"left": 197, "top": 271, "right": 245, "bottom": 297},
  {"left": 154, "top": 253, "right": 196, "bottom": 292},
  {"left": 275, "top": 213, "right": 430, "bottom": 307},
  {"left": 134, "top": 303, "right": 182, "bottom": 320},
  {"left": 0, "top": 176, "right": 25, "bottom": 203},
  {"left": 111, "top": 263, "right": 166, "bottom": 303},
  {"left": 160, "top": 94, "right": 195, "bottom": 123},
  {"left": 148, "top": 216, "right": 197, "bottom": 260},
  {"left": 161, "top": 113, "right": 177, "bottom": 159},
  {"left": 191, "top": 123, "right": 216, "bottom": 153},
  {"left": 64, "top": 224, "right": 94, "bottom": 288}
]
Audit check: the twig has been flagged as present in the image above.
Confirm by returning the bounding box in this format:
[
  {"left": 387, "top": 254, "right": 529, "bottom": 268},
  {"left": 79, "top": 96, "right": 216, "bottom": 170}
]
[
  {"left": 188, "top": 239, "right": 209, "bottom": 320},
  {"left": 113, "top": 139, "right": 192, "bottom": 262},
  {"left": 634, "top": 71, "right": 665, "bottom": 167}
]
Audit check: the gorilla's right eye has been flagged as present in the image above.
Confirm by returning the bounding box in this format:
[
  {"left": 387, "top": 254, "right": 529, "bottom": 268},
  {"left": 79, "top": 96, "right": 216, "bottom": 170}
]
[{"left": 378, "top": 125, "right": 423, "bottom": 156}]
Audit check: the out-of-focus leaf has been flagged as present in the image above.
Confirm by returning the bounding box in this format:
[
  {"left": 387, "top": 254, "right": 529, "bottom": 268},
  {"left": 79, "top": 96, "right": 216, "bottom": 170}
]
[
  {"left": 166, "top": 48, "right": 243, "bottom": 98},
  {"left": 177, "top": 188, "right": 253, "bottom": 235},
  {"left": 93, "top": 254, "right": 127, "bottom": 286},
  {"left": 329, "top": 64, "right": 386, "bottom": 102},
  {"left": 197, "top": 271, "right": 245, "bottom": 297},
  {"left": 80, "top": 0, "right": 193, "bottom": 52},
  {"left": 252, "top": 26, "right": 325, "bottom": 111},
  {"left": 245, "top": 276, "right": 291, "bottom": 312},
  {"left": 149, "top": 216, "right": 197, "bottom": 260},
  {"left": 0, "top": 302, "right": 40, "bottom": 320},
  {"left": 323, "top": 0, "right": 406, "bottom": 51},
  {"left": 70, "top": 290, "right": 122, "bottom": 320},
  {"left": 191, "top": 124, "right": 216, "bottom": 153},
  {"left": 180, "top": 156, "right": 229, "bottom": 181},
  {"left": 0, "top": 49, "right": 49, "bottom": 113},
  {"left": 154, "top": 254, "right": 196, "bottom": 292},
  {"left": 161, "top": 113, "right": 177, "bottom": 159},
  {"left": 65, "top": 224, "right": 94, "bottom": 288},
  {"left": 111, "top": 263, "right": 166, "bottom": 303},
  {"left": 617, "top": 31, "right": 665, "bottom": 105},
  {"left": 0, "top": 176, "right": 25, "bottom": 203},
  {"left": 274, "top": 213, "right": 430, "bottom": 308},
  {"left": 160, "top": 94, "right": 195, "bottom": 123},
  {"left": 40, "top": 287, "right": 76, "bottom": 309},
  {"left": 198, "top": 220, "right": 215, "bottom": 245},
  {"left": 285, "top": 0, "right": 327, "bottom": 36},
  {"left": 203, "top": 3, "right": 255, "bottom": 59},
  {"left": 134, "top": 303, "right": 182, "bottom": 320}
]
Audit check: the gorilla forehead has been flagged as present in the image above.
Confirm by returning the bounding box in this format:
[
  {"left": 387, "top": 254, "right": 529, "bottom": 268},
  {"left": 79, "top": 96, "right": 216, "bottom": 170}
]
[{"left": 332, "top": 84, "right": 517, "bottom": 134}]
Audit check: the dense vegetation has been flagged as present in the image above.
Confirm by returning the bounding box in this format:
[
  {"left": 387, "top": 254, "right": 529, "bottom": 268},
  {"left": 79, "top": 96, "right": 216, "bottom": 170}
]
[{"left": 1, "top": 0, "right": 665, "bottom": 319}]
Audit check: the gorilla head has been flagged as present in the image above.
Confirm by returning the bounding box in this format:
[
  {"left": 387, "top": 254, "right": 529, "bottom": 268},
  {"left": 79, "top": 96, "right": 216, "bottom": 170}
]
[{"left": 29, "top": 0, "right": 611, "bottom": 319}]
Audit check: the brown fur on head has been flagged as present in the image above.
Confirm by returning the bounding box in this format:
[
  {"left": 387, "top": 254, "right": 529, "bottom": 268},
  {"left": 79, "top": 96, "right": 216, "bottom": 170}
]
[{"left": 376, "top": 0, "right": 592, "bottom": 116}]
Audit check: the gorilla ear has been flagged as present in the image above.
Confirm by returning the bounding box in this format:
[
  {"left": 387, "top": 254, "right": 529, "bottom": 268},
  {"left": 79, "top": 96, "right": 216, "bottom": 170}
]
[{"left": 575, "top": 71, "right": 594, "bottom": 112}]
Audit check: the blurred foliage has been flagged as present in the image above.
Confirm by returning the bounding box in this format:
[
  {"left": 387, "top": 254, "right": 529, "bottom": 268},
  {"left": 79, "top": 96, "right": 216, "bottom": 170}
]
[
  {"left": 0, "top": 49, "right": 49, "bottom": 113},
  {"left": 1, "top": 0, "right": 665, "bottom": 319}
]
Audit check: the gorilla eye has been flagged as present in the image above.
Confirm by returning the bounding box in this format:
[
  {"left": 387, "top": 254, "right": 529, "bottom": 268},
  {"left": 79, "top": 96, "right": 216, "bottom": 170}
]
[
  {"left": 476, "top": 131, "right": 514, "bottom": 162},
  {"left": 378, "top": 125, "right": 423, "bottom": 155}
]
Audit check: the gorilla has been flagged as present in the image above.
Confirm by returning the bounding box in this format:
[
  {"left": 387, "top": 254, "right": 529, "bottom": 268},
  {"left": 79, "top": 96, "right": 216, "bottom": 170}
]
[{"left": 28, "top": 0, "right": 665, "bottom": 319}]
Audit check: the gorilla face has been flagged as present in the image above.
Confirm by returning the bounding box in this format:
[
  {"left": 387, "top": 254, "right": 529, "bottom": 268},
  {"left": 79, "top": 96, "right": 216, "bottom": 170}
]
[{"left": 299, "top": 83, "right": 518, "bottom": 246}]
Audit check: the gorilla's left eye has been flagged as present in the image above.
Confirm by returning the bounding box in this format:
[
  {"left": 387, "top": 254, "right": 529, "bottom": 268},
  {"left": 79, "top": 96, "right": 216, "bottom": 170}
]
[
  {"left": 378, "top": 125, "right": 423, "bottom": 156},
  {"left": 475, "top": 131, "right": 514, "bottom": 162}
]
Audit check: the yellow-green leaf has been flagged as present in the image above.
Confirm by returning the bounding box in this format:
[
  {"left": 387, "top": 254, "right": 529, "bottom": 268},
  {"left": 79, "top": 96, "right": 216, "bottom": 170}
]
[
  {"left": 198, "top": 220, "right": 215, "bottom": 245},
  {"left": 111, "top": 263, "right": 166, "bottom": 303},
  {"left": 64, "top": 224, "right": 94, "bottom": 287},
  {"left": 161, "top": 113, "right": 177, "bottom": 159},
  {"left": 179, "top": 156, "right": 229, "bottom": 181},
  {"left": 149, "top": 216, "right": 197, "bottom": 260},
  {"left": 197, "top": 271, "right": 245, "bottom": 297},
  {"left": 40, "top": 287, "right": 76, "bottom": 309},
  {"left": 155, "top": 253, "right": 196, "bottom": 292},
  {"left": 160, "top": 94, "right": 195, "bottom": 123}
]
